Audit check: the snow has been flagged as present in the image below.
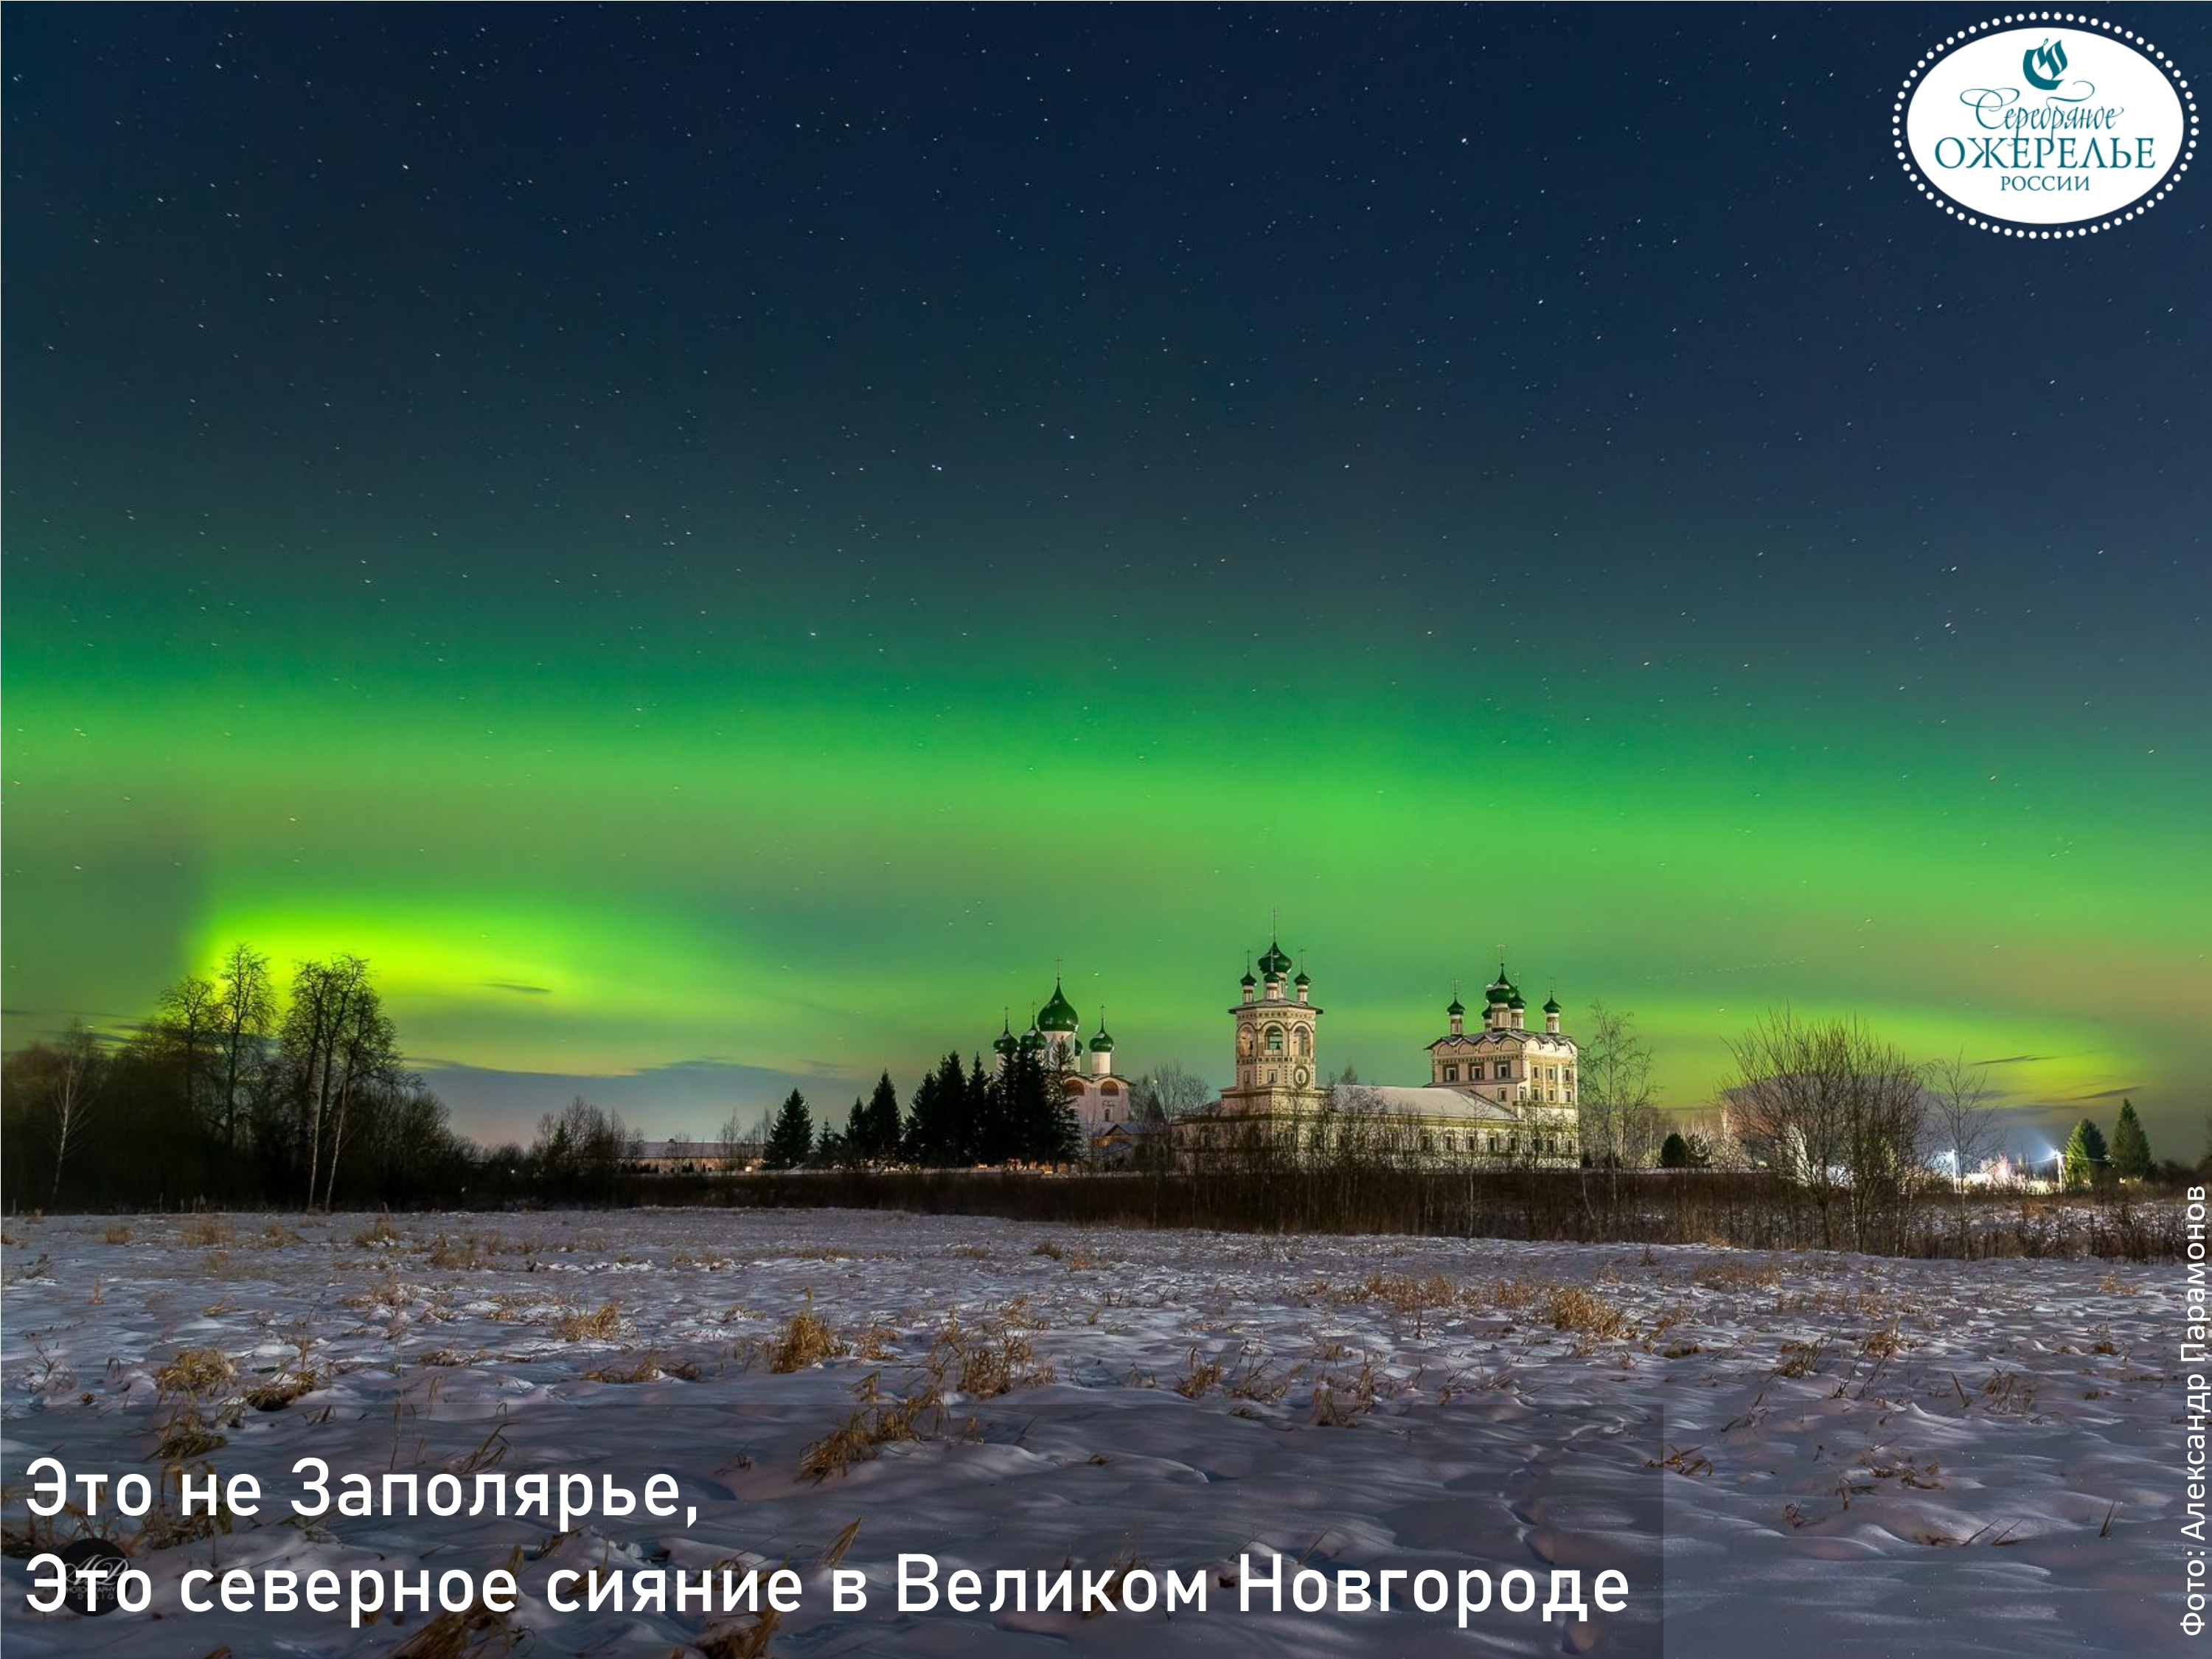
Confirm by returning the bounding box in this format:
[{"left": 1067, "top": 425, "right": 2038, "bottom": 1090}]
[{"left": 0, "top": 1208, "right": 2182, "bottom": 1655}]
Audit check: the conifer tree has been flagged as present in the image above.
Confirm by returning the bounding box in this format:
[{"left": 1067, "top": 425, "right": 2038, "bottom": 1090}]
[
  {"left": 902, "top": 1053, "right": 969, "bottom": 1166},
  {"left": 763, "top": 1089, "right": 813, "bottom": 1169},
  {"left": 2110, "top": 1099, "right": 2153, "bottom": 1181},
  {"left": 1658, "top": 1130, "right": 1691, "bottom": 1169},
  {"left": 860, "top": 1071, "right": 902, "bottom": 1163},
  {"left": 2061, "top": 1116, "right": 2108, "bottom": 1188},
  {"left": 964, "top": 1053, "right": 996, "bottom": 1166}
]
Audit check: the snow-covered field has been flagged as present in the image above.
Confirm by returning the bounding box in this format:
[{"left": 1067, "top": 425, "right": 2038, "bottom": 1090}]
[{"left": 0, "top": 1208, "right": 2183, "bottom": 1656}]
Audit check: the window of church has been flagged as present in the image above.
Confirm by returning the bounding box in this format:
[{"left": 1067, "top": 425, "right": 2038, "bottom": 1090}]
[
  {"left": 1265, "top": 1026, "right": 1284, "bottom": 1054},
  {"left": 1443, "top": 1064, "right": 1458, "bottom": 1081},
  {"left": 1102, "top": 1082, "right": 1119, "bottom": 1095}
]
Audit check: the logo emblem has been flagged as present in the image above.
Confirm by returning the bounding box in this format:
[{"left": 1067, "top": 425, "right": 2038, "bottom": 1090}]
[
  {"left": 56, "top": 1538, "right": 131, "bottom": 1615},
  {"left": 2022, "top": 37, "right": 2069, "bottom": 91},
  {"left": 1896, "top": 18, "right": 2194, "bottom": 234}
]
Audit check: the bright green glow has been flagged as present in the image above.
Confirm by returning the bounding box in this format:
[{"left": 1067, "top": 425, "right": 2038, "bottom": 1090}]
[{"left": 6, "top": 580, "right": 2205, "bottom": 1143}]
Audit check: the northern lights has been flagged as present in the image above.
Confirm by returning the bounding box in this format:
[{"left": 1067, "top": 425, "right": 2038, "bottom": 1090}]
[{"left": 4, "top": 7, "right": 2207, "bottom": 1146}]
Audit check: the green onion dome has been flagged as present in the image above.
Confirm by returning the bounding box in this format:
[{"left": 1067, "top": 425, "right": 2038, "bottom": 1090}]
[
  {"left": 1019, "top": 1026, "right": 1045, "bottom": 1051},
  {"left": 1507, "top": 988, "right": 1526, "bottom": 1009},
  {"left": 1447, "top": 994, "right": 1466, "bottom": 1017},
  {"left": 1240, "top": 970, "right": 1258, "bottom": 990},
  {"left": 992, "top": 1019, "right": 1018, "bottom": 1057},
  {"left": 1543, "top": 995, "right": 1562, "bottom": 1015},
  {"left": 1089, "top": 1028, "right": 1114, "bottom": 1053},
  {"left": 1293, "top": 970, "right": 1310, "bottom": 988},
  {"left": 1258, "top": 941, "right": 1293, "bottom": 978},
  {"left": 1036, "top": 980, "right": 1080, "bottom": 1032}
]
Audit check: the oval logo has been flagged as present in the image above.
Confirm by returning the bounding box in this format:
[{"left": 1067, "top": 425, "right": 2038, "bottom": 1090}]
[{"left": 1896, "top": 16, "right": 2195, "bottom": 234}]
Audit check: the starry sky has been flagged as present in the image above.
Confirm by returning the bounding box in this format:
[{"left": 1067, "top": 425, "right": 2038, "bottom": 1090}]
[{"left": 5, "top": 5, "right": 2207, "bottom": 1150}]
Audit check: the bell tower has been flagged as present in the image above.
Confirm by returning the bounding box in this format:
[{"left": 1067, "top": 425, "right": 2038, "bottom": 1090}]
[{"left": 1222, "top": 935, "right": 1323, "bottom": 1115}]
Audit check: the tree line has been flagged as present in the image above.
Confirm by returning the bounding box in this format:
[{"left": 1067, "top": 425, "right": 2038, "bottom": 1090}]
[
  {"left": 3, "top": 947, "right": 476, "bottom": 1211},
  {"left": 754, "top": 1046, "right": 1086, "bottom": 1172}
]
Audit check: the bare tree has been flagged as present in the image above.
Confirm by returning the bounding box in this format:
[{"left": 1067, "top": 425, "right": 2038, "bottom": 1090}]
[
  {"left": 321, "top": 984, "right": 400, "bottom": 1209},
  {"left": 1924, "top": 1049, "right": 2000, "bottom": 1240},
  {"left": 44, "top": 1021, "right": 101, "bottom": 1205},
  {"left": 280, "top": 955, "right": 371, "bottom": 1206},
  {"left": 717, "top": 1105, "right": 761, "bottom": 1172},
  {"left": 212, "top": 943, "right": 276, "bottom": 1152},
  {"left": 1132, "top": 1061, "right": 1211, "bottom": 1124},
  {"left": 153, "top": 973, "right": 220, "bottom": 1135},
  {"left": 1576, "top": 1004, "right": 1663, "bottom": 1223},
  {"left": 1726, "top": 1011, "right": 1928, "bottom": 1251}
]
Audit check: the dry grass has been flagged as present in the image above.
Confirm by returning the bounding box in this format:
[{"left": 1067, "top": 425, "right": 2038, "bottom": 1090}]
[
  {"left": 154, "top": 1347, "right": 238, "bottom": 1459},
  {"left": 1775, "top": 1337, "right": 1834, "bottom": 1378},
  {"left": 766, "top": 1298, "right": 845, "bottom": 1373},
  {"left": 799, "top": 1376, "right": 952, "bottom": 1482},
  {"left": 178, "top": 1214, "right": 235, "bottom": 1248},
  {"left": 699, "top": 1605, "right": 782, "bottom": 1658},
  {"left": 1359, "top": 1270, "right": 1458, "bottom": 1315},
  {"left": 1862, "top": 1322, "right": 1905, "bottom": 1360},
  {"left": 1225, "top": 1360, "right": 1291, "bottom": 1404},
  {"left": 101, "top": 1222, "right": 133, "bottom": 1245},
  {"left": 392, "top": 1599, "right": 523, "bottom": 1658},
  {"left": 1172, "top": 1348, "right": 1225, "bottom": 1399},
  {"left": 1484, "top": 1277, "right": 1548, "bottom": 1313},
  {"left": 954, "top": 1329, "right": 1051, "bottom": 1398},
  {"left": 1694, "top": 1259, "right": 1782, "bottom": 1292},
  {"left": 1082, "top": 1539, "right": 1150, "bottom": 1618},
  {"left": 585, "top": 1354, "right": 703, "bottom": 1385},
  {"left": 353, "top": 1214, "right": 402, "bottom": 1248},
  {"left": 245, "top": 1338, "right": 330, "bottom": 1411},
  {"left": 1545, "top": 1286, "right": 1630, "bottom": 1341},
  {"left": 552, "top": 1301, "right": 624, "bottom": 1343},
  {"left": 156, "top": 1347, "right": 236, "bottom": 1396},
  {"left": 426, "top": 1232, "right": 520, "bottom": 1270}
]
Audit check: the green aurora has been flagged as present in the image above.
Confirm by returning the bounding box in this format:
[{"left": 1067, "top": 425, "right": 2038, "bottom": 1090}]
[{"left": 7, "top": 585, "right": 2202, "bottom": 1143}]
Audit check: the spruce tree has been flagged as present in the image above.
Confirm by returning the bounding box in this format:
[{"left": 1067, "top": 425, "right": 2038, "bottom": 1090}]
[
  {"left": 2062, "top": 1116, "right": 2109, "bottom": 1188},
  {"left": 861, "top": 1071, "right": 902, "bottom": 1163},
  {"left": 902, "top": 1066, "right": 939, "bottom": 1164},
  {"left": 763, "top": 1089, "right": 813, "bottom": 1170},
  {"left": 993, "top": 1046, "right": 1057, "bottom": 1166},
  {"left": 964, "top": 1053, "right": 995, "bottom": 1166},
  {"left": 901, "top": 1053, "right": 968, "bottom": 1166},
  {"left": 1658, "top": 1130, "right": 1691, "bottom": 1169},
  {"left": 2110, "top": 1099, "right": 2153, "bottom": 1181}
]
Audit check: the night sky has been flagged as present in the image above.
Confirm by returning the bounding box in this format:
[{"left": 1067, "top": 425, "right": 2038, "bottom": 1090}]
[{"left": 6, "top": 5, "right": 2207, "bottom": 1149}]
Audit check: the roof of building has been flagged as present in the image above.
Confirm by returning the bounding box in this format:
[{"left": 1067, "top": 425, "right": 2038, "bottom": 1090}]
[
  {"left": 634, "top": 1139, "right": 740, "bottom": 1160},
  {"left": 1426, "top": 1026, "right": 1576, "bottom": 1051},
  {"left": 1330, "top": 1085, "right": 1526, "bottom": 1124},
  {"left": 1037, "top": 980, "right": 1080, "bottom": 1032},
  {"left": 1258, "top": 941, "right": 1293, "bottom": 978}
]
